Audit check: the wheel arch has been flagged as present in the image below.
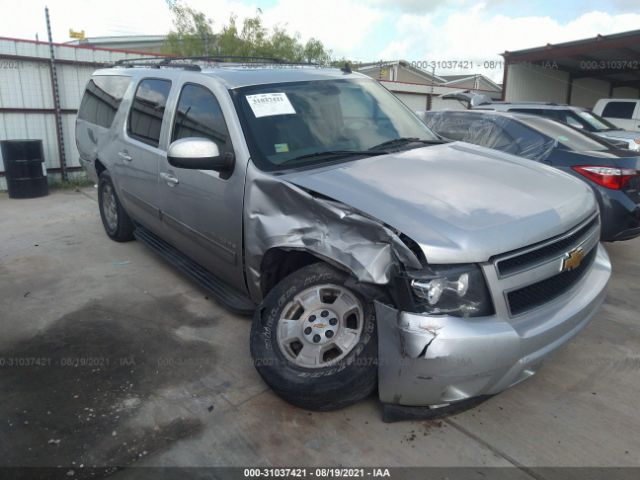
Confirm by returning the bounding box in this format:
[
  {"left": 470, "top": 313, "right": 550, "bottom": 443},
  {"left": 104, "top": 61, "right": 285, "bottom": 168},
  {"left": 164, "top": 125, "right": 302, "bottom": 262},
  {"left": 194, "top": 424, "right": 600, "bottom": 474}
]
[
  {"left": 259, "top": 248, "right": 355, "bottom": 298},
  {"left": 95, "top": 158, "right": 107, "bottom": 177}
]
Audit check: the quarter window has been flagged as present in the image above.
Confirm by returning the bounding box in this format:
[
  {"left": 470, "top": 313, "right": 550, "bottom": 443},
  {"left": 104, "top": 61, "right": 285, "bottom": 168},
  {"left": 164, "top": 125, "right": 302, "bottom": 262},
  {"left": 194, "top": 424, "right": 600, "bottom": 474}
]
[
  {"left": 78, "top": 76, "right": 130, "bottom": 128},
  {"left": 601, "top": 101, "right": 636, "bottom": 119},
  {"left": 172, "top": 84, "right": 232, "bottom": 153},
  {"left": 128, "top": 79, "right": 172, "bottom": 147}
]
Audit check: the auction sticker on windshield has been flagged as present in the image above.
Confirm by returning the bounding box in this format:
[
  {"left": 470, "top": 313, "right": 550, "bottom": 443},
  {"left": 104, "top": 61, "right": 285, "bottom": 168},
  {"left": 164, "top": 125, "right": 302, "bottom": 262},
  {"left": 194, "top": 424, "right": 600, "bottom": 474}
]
[{"left": 246, "top": 93, "right": 296, "bottom": 118}]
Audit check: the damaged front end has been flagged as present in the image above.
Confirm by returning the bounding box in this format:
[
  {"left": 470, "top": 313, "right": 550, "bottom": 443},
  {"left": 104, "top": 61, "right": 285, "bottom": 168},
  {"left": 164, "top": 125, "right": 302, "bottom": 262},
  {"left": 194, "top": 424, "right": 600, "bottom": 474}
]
[
  {"left": 376, "top": 301, "right": 522, "bottom": 407},
  {"left": 243, "top": 164, "right": 610, "bottom": 413},
  {"left": 376, "top": 242, "right": 610, "bottom": 408},
  {"left": 243, "top": 165, "right": 423, "bottom": 301},
  {"left": 377, "top": 263, "right": 507, "bottom": 408},
  {"left": 243, "top": 164, "right": 512, "bottom": 411}
]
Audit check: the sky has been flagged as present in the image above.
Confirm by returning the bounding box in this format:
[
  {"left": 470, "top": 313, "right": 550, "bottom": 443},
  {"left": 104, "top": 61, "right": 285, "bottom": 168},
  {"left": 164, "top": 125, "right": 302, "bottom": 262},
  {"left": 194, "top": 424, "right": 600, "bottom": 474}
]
[{"left": 1, "top": 0, "right": 639, "bottom": 81}]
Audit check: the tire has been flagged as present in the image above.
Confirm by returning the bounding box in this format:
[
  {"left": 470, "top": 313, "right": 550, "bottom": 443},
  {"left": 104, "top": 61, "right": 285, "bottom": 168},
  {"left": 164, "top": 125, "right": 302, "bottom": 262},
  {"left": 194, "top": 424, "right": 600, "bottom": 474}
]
[
  {"left": 250, "top": 263, "right": 385, "bottom": 411},
  {"left": 98, "top": 170, "right": 134, "bottom": 242}
]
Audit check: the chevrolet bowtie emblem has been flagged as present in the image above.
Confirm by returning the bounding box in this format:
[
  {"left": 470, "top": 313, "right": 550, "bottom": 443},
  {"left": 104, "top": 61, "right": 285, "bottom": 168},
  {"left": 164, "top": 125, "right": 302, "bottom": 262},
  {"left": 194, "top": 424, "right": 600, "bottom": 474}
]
[{"left": 561, "top": 247, "right": 585, "bottom": 272}]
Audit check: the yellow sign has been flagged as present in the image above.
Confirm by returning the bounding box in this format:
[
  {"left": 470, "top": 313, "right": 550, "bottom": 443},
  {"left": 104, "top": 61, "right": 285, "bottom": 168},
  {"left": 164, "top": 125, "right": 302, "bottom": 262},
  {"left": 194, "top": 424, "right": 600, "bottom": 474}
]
[
  {"left": 69, "top": 29, "right": 85, "bottom": 40},
  {"left": 561, "top": 247, "right": 585, "bottom": 272}
]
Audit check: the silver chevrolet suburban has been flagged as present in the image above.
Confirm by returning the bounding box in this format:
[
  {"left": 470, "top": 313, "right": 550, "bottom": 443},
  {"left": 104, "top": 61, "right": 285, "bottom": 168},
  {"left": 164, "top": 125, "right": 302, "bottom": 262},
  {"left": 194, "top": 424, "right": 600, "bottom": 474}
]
[{"left": 76, "top": 58, "right": 611, "bottom": 417}]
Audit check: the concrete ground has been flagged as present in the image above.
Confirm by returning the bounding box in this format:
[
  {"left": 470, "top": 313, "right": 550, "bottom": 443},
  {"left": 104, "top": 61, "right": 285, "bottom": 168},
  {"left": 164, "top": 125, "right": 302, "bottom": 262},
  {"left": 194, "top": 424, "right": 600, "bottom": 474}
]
[{"left": 1, "top": 188, "right": 639, "bottom": 473}]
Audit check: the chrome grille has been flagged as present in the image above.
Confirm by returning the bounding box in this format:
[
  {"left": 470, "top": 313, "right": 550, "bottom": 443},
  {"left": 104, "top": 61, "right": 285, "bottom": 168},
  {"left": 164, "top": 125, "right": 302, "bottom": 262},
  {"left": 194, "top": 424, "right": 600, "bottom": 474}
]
[
  {"left": 506, "top": 246, "right": 597, "bottom": 316},
  {"left": 496, "top": 216, "right": 599, "bottom": 277},
  {"left": 483, "top": 213, "right": 601, "bottom": 318}
]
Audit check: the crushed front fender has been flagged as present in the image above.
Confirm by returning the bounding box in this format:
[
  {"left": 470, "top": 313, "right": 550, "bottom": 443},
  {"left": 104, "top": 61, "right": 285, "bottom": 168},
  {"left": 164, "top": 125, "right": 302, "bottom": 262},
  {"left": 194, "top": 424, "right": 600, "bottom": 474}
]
[{"left": 243, "top": 164, "right": 422, "bottom": 302}]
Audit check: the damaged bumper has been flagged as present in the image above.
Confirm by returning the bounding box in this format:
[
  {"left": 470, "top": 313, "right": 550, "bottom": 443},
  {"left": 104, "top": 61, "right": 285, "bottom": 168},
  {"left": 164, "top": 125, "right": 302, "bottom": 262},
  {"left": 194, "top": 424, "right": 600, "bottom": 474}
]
[{"left": 376, "top": 244, "right": 611, "bottom": 407}]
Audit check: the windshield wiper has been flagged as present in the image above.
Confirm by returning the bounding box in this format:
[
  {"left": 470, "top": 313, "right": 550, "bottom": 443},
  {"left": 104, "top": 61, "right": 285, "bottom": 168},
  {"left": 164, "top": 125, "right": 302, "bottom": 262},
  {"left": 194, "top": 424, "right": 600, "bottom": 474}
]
[
  {"left": 284, "top": 150, "right": 388, "bottom": 164},
  {"left": 368, "top": 137, "right": 445, "bottom": 151}
]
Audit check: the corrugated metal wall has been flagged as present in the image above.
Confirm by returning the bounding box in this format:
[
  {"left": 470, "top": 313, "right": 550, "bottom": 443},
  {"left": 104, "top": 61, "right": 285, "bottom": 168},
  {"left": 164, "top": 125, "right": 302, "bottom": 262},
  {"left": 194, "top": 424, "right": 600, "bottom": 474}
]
[
  {"left": 505, "top": 62, "right": 640, "bottom": 109},
  {"left": 505, "top": 63, "right": 569, "bottom": 103},
  {"left": 570, "top": 78, "right": 610, "bottom": 109},
  {"left": 0, "top": 37, "right": 160, "bottom": 190},
  {"left": 612, "top": 86, "right": 640, "bottom": 99},
  {"left": 394, "top": 93, "right": 428, "bottom": 112}
]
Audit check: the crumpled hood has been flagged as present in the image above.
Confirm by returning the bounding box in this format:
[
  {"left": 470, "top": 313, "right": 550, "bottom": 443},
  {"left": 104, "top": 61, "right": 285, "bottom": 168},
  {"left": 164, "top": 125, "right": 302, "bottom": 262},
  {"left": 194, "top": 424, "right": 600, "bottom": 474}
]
[{"left": 282, "top": 142, "right": 597, "bottom": 264}]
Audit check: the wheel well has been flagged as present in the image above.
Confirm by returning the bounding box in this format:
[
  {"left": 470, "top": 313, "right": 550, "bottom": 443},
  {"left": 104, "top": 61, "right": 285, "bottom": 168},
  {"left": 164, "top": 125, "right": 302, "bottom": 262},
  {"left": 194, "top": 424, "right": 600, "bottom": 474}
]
[
  {"left": 260, "top": 249, "right": 324, "bottom": 296},
  {"left": 95, "top": 159, "right": 106, "bottom": 177}
]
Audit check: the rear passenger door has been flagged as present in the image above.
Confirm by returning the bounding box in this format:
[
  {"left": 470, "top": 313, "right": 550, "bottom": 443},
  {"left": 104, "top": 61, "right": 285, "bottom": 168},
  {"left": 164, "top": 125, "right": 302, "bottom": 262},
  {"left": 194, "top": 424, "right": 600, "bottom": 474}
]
[
  {"left": 115, "top": 78, "right": 172, "bottom": 232},
  {"left": 158, "top": 81, "right": 246, "bottom": 291}
]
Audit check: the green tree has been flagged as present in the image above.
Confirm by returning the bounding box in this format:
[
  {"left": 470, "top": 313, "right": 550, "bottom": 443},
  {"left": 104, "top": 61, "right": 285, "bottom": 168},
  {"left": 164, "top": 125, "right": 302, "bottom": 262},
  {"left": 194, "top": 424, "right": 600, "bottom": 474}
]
[
  {"left": 163, "top": 1, "right": 333, "bottom": 64},
  {"left": 164, "top": 1, "right": 216, "bottom": 56}
]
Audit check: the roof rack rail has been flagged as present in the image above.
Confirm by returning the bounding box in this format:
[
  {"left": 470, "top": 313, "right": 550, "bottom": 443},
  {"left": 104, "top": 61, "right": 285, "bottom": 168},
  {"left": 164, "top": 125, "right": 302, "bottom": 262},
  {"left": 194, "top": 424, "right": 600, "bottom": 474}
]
[
  {"left": 112, "top": 55, "right": 320, "bottom": 71},
  {"left": 112, "top": 57, "right": 201, "bottom": 71}
]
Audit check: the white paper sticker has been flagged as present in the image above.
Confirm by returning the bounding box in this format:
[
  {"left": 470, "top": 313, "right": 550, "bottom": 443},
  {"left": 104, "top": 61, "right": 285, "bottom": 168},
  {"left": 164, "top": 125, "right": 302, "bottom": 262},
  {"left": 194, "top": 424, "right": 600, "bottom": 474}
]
[{"left": 246, "top": 93, "right": 296, "bottom": 118}]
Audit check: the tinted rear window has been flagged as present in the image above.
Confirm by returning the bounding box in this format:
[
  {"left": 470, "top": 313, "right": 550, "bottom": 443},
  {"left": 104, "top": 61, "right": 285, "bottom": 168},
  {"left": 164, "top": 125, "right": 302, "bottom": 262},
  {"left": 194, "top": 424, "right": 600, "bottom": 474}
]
[
  {"left": 508, "top": 108, "right": 553, "bottom": 116},
  {"left": 78, "top": 76, "right": 131, "bottom": 128},
  {"left": 128, "top": 79, "right": 172, "bottom": 148},
  {"left": 602, "top": 101, "right": 636, "bottom": 119}
]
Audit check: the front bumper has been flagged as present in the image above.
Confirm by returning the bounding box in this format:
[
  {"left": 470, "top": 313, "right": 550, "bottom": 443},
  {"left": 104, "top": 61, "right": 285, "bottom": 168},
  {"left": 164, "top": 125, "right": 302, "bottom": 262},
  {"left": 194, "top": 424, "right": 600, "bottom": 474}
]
[{"left": 377, "top": 244, "right": 611, "bottom": 407}]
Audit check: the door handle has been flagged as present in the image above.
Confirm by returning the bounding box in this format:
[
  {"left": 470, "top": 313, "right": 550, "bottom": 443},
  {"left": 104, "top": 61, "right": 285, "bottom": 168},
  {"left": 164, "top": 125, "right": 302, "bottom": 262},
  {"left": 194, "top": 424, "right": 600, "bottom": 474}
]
[
  {"left": 118, "top": 151, "right": 133, "bottom": 162},
  {"left": 160, "top": 172, "right": 179, "bottom": 186}
]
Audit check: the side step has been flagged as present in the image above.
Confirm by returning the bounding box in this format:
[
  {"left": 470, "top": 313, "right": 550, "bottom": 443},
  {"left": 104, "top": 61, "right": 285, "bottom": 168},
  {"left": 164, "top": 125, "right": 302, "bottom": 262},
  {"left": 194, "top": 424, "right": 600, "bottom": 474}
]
[{"left": 134, "top": 226, "right": 256, "bottom": 316}]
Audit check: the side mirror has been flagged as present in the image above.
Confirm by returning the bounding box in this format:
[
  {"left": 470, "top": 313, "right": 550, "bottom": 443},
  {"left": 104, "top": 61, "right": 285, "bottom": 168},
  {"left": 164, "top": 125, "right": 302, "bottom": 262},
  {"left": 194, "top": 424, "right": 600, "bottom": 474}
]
[{"left": 167, "top": 137, "right": 235, "bottom": 173}]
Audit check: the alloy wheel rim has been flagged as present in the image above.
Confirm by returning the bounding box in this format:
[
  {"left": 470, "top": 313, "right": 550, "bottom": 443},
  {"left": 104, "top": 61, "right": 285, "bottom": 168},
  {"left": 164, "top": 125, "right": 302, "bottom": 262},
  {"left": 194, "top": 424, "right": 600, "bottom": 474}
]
[
  {"left": 276, "top": 284, "right": 364, "bottom": 369},
  {"left": 103, "top": 184, "right": 118, "bottom": 232}
]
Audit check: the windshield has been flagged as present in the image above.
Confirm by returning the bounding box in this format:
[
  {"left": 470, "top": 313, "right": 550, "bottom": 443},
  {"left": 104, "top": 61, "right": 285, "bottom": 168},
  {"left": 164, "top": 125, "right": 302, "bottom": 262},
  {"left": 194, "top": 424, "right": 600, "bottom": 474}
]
[
  {"left": 573, "top": 110, "right": 619, "bottom": 131},
  {"left": 517, "top": 115, "right": 611, "bottom": 152},
  {"left": 233, "top": 78, "right": 438, "bottom": 170}
]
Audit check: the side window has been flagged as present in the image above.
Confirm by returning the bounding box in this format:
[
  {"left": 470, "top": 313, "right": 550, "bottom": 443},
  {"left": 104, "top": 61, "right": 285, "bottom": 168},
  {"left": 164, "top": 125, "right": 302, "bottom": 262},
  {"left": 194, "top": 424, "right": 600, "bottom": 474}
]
[
  {"left": 172, "top": 84, "right": 232, "bottom": 154},
  {"left": 601, "top": 101, "right": 636, "bottom": 119},
  {"left": 128, "top": 79, "right": 172, "bottom": 147},
  {"left": 427, "top": 114, "right": 471, "bottom": 141},
  {"left": 500, "top": 120, "right": 551, "bottom": 160},
  {"left": 463, "top": 117, "right": 516, "bottom": 154},
  {"left": 509, "top": 108, "right": 542, "bottom": 115},
  {"left": 509, "top": 108, "right": 563, "bottom": 122},
  {"left": 78, "top": 76, "right": 130, "bottom": 128},
  {"left": 558, "top": 113, "right": 583, "bottom": 128},
  {"left": 509, "top": 108, "right": 561, "bottom": 119}
]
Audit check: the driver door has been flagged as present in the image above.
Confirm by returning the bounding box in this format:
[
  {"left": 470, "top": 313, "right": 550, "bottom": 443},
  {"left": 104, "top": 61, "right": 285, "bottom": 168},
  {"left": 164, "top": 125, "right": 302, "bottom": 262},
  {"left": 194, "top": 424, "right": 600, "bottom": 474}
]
[{"left": 158, "top": 81, "right": 246, "bottom": 291}]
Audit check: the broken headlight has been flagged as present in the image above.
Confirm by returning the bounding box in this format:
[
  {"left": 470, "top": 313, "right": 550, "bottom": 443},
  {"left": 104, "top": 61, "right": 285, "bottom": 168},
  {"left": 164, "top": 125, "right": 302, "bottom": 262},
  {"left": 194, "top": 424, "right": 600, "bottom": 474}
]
[{"left": 402, "top": 264, "right": 494, "bottom": 317}]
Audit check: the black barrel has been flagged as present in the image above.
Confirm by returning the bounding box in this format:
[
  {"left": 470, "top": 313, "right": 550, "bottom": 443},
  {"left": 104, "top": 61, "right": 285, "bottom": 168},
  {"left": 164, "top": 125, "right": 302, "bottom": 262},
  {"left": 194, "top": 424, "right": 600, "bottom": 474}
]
[{"left": 1, "top": 139, "right": 49, "bottom": 199}]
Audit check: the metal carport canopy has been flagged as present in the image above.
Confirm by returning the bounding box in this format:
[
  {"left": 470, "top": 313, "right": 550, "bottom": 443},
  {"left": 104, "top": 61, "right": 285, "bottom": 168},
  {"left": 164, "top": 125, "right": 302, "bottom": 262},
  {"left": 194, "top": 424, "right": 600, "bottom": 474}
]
[{"left": 501, "top": 29, "right": 640, "bottom": 98}]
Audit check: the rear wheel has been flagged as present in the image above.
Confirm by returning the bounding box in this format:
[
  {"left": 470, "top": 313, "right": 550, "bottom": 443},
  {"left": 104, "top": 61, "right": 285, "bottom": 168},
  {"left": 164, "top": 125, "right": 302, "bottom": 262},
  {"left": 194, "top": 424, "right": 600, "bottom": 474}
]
[
  {"left": 250, "top": 263, "right": 384, "bottom": 411},
  {"left": 98, "top": 170, "right": 134, "bottom": 242}
]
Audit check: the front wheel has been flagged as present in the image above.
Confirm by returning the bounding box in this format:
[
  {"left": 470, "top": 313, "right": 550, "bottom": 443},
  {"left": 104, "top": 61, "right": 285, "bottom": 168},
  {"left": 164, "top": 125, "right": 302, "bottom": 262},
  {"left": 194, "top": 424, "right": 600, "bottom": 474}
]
[{"left": 250, "top": 263, "right": 384, "bottom": 411}]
